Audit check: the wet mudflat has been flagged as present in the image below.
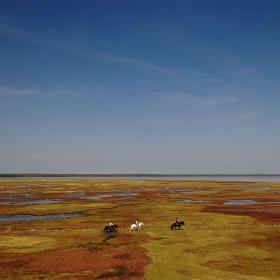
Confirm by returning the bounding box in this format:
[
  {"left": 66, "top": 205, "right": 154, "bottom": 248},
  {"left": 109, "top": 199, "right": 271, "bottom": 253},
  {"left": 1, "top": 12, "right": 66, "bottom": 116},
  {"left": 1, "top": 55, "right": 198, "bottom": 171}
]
[{"left": 0, "top": 179, "right": 279, "bottom": 280}]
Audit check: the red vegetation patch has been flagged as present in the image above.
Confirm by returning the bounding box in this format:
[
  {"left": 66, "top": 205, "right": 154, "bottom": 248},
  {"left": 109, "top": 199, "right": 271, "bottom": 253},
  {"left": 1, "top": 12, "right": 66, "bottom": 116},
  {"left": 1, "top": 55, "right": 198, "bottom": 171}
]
[
  {"left": 0, "top": 245, "right": 149, "bottom": 279},
  {"left": 238, "top": 230, "right": 280, "bottom": 249},
  {"left": 202, "top": 205, "right": 280, "bottom": 224}
]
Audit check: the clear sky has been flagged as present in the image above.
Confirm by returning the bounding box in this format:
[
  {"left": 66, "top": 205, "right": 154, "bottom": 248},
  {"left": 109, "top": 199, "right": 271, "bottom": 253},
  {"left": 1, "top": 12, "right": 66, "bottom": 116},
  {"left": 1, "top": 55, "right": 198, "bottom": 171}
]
[{"left": 1, "top": 0, "right": 280, "bottom": 173}]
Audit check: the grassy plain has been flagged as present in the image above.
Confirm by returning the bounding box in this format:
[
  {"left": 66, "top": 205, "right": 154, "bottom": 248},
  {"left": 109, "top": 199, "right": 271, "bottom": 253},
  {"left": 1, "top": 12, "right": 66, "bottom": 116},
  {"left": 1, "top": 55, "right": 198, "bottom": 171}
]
[{"left": 0, "top": 179, "right": 279, "bottom": 279}]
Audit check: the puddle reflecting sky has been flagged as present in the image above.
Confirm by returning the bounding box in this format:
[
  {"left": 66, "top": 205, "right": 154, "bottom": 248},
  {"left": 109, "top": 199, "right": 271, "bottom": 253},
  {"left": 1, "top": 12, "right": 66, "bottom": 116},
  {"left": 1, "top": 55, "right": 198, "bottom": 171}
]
[
  {"left": 169, "top": 189, "right": 216, "bottom": 194},
  {"left": 177, "top": 199, "right": 212, "bottom": 203},
  {"left": 0, "top": 199, "right": 60, "bottom": 206},
  {"left": 224, "top": 200, "right": 257, "bottom": 206},
  {"left": 63, "top": 192, "right": 137, "bottom": 201},
  {"left": 0, "top": 212, "right": 85, "bottom": 224},
  {"left": 237, "top": 186, "right": 271, "bottom": 190},
  {"left": 224, "top": 199, "right": 280, "bottom": 205}
]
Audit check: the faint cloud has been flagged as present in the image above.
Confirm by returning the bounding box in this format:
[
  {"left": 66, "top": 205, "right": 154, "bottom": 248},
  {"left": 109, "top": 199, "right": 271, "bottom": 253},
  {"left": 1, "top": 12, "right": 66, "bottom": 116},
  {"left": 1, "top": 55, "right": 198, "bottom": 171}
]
[
  {"left": 97, "top": 53, "right": 230, "bottom": 87},
  {"left": 42, "top": 89, "right": 82, "bottom": 98},
  {"left": 0, "top": 86, "right": 34, "bottom": 96},
  {"left": 96, "top": 52, "right": 195, "bottom": 85},
  {"left": 233, "top": 111, "right": 258, "bottom": 123},
  {"left": 162, "top": 92, "right": 237, "bottom": 108},
  {"left": 0, "top": 85, "right": 82, "bottom": 98},
  {"left": 0, "top": 23, "right": 63, "bottom": 49},
  {"left": 0, "top": 23, "right": 225, "bottom": 87},
  {"left": 0, "top": 23, "right": 29, "bottom": 39}
]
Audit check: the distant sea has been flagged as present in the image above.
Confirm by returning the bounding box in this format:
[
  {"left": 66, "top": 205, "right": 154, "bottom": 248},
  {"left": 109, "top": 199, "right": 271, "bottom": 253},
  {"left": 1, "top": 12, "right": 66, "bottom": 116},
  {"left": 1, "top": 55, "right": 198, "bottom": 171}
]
[{"left": 0, "top": 174, "right": 280, "bottom": 182}]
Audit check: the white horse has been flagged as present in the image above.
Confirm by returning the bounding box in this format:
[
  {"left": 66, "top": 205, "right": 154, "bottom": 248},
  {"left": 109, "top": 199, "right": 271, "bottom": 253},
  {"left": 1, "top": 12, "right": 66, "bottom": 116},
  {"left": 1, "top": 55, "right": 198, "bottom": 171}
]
[{"left": 130, "top": 222, "right": 144, "bottom": 231}]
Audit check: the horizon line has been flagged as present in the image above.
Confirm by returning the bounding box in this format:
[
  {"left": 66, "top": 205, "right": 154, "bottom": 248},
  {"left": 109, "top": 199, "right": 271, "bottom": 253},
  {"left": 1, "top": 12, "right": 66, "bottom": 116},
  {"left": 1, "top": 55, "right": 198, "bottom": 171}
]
[{"left": 1, "top": 173, "right": 280, "bottom": 178}]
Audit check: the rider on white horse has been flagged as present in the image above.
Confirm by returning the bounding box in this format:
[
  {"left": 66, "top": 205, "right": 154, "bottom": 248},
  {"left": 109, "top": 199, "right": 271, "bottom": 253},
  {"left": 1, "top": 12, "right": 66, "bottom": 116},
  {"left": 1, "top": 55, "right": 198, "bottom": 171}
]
[{"left": 130, "top": 219, "right": 144, "bottom": 231}]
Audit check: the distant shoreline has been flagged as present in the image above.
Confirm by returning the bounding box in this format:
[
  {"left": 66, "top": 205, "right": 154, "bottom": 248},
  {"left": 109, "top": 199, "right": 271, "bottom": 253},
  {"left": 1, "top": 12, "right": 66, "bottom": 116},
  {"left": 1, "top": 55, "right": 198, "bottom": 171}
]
[{"left": 1, "top": 173, "right": 280, "bottom": 178}]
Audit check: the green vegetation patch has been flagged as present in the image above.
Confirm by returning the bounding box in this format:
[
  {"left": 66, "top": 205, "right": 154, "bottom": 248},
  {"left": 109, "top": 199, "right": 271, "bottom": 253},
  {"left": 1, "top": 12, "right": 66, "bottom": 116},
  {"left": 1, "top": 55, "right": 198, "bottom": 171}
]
[{"left": 0, "top": 235, "right": 56, "bottom": 253}]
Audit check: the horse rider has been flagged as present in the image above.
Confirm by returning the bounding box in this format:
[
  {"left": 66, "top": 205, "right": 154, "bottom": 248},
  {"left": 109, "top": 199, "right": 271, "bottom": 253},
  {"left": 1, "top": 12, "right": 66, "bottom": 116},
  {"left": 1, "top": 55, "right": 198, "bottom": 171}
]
[
  {"left": 109, "top": 221, "right": 113, "bottom": 227},
  {"left": 135, "top": 219, "right": 139, "bottom": 228},
  {"left": 176, "top": 217, "right": 180, "bottom": 226}
]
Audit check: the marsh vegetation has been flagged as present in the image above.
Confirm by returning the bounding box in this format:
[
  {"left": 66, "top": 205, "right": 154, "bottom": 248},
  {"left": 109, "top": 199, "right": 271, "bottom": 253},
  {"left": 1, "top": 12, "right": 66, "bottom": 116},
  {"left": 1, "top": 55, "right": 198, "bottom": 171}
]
[{"left": 0, "top": 179, "right": 279, "bottom": 279}]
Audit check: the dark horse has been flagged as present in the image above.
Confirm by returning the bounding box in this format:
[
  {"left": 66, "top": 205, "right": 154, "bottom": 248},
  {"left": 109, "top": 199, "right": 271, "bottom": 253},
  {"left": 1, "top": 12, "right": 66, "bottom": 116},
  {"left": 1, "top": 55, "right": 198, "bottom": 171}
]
[
  {"left": 170, "top": 221, "right": 185, "bottom": 230},
  {"left": 103, "top": 224, "right": 118, "bottom": 233}
]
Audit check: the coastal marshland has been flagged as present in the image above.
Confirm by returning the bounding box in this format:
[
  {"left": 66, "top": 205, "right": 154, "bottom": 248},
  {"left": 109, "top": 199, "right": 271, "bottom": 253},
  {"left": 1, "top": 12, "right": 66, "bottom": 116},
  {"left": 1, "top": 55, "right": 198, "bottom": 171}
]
[{"left": 0, "top": 179, "right": 279, "bottom": 279}]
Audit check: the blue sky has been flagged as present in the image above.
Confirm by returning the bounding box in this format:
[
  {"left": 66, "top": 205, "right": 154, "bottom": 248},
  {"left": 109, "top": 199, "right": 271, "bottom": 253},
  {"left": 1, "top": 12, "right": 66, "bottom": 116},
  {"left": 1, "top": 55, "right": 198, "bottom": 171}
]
[{"left": 0, "top": 1, "right": 280, "bottom": 173}]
